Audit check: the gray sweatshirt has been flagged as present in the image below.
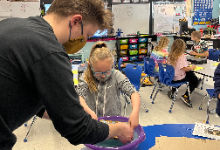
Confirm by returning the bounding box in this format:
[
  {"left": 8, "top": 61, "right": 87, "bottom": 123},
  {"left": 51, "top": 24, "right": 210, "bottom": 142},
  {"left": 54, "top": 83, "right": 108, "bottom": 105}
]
[{"left": 76, "top": 70, "right": 137, "bottom": 118}]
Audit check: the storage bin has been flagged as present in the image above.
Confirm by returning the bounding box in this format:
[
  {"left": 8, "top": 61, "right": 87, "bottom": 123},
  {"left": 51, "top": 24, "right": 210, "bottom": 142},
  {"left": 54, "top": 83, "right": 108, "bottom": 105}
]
[
  {"left": 139, "top": 43, "right": 146, "bottom": 48},
  {"left": 120, "top": 50, "right": 128, "bottom": 55},
  {"left": 120, "top": 39, "right": 128, "bottom": 44},
  {"left": 129, "top": 44, "right": 138, "bottom": 49},
  {"left": 129, "top": 38, "right": 138, "bottom": 44},
  {"left": 139, "top": 49, "right": 147, "bottom": 54},
  {"left": 139, "top": 55, "right": 146, "bottom": 60},
  {"left": 130, "top": 56, "right": 138, "bottom": 61},
  {"left": 129, "top": 50, "right": 138, "bottom": 55},
  {"left": 139, "top": 38, "right": 147, "bottom": 43},
  {"left": 121, "top": 56, "right": 129, "bottom": 61},
  {"left": 120, "top": 45, "right": 129, "bottom": 50}
]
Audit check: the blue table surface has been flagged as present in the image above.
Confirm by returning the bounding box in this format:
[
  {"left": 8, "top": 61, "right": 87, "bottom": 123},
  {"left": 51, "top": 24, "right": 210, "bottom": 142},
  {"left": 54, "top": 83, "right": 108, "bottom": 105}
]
[
  {"left": 82, "top": 124, "right": 207, "bottom": 150},
  {"left": 138, "top": 124, "right": 207, "bottom": 150}
]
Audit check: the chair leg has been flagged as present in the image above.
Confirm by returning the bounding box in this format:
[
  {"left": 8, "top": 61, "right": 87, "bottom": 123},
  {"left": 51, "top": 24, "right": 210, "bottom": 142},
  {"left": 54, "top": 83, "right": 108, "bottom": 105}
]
[
  {"left": 150, "top": 81, "right": 158, "bottom": 99},
  {"left": 199, "top": 94, "right": 208, "bottom": 110},
  {"left": 152, "top": 83, "right": 162, "bottom": 104},
  {"left": 24, "top": 115, "right": 37, "bottom": 142},
  {"left": 201, "top": 75, "right": 205, "bottom": 90},
  {"left": 206, "top": 97, "right": 212, "bottom": 124},
  {"left": 169, "top": 88, "right": 178, "bottom": 113},
  {"left": 24, "top": 122, "right": 28, "bottom": 127},
  {"left": 139, "top": 94, "right": 148, "bottom": 113}
]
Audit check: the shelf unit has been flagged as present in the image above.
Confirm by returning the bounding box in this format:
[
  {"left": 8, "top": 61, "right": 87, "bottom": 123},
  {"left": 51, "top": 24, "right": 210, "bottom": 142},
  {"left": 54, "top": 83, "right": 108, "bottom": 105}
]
[{"left": 116, "top": 35, "right": 157, "bottom": 63}]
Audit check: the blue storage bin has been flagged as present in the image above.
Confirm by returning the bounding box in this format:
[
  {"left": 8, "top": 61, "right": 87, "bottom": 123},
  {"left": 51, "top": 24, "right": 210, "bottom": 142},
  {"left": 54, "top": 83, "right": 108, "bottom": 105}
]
[
  {"left": 130, "top": 56, "right": 138, "bottom": 60},
  {"left": 139, "top": 38, "right": 147, "bottom": 43},
  {"left": 129, "top": 44, "right": 138, "bottom": 49}
]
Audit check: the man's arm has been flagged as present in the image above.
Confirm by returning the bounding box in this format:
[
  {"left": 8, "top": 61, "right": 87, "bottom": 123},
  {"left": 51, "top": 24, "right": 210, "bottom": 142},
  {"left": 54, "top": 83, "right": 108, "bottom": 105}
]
[{"left": 27, "top": 52, "right": 109, "bottom": 145}]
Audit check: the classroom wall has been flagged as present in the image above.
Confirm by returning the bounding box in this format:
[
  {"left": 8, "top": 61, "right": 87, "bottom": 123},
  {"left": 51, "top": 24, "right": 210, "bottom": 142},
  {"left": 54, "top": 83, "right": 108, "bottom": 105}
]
[{"left": 193, "top": 0, "right": 219, "bottom": 30}]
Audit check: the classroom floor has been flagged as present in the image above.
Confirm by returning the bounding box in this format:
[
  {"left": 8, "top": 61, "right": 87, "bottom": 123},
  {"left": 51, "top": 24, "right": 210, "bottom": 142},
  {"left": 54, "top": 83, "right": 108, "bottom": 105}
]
[{"left": 13, "top": 74, "right": 220, "bottom": 150}]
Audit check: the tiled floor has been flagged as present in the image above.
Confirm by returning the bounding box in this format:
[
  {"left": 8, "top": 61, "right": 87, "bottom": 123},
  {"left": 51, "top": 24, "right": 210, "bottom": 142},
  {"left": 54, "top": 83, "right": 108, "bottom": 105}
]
[{"left": 13, "top": 74, "right": 220, "bottom": 150}]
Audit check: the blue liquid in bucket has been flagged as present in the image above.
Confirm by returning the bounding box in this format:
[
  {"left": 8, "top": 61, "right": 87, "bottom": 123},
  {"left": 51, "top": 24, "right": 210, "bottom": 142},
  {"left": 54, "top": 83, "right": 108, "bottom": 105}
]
[{"left": 95, "top": 131, "right": 139, "bottom": 148}]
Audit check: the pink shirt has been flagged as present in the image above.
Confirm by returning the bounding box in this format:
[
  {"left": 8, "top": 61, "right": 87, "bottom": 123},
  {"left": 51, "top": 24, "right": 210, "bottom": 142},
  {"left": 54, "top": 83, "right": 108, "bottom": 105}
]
[{"left": 168, "top": 54, "right": 188, "bottom": 81}]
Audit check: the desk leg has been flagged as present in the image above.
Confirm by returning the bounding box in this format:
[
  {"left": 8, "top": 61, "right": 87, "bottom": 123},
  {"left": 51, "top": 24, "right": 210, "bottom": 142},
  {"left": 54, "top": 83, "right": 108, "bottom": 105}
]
[
  {"left": 206, "top": 97, "right": 211, "bottom": 124},
  {"left": 201, "top": 75, "right": 205, "bottom": 90}
]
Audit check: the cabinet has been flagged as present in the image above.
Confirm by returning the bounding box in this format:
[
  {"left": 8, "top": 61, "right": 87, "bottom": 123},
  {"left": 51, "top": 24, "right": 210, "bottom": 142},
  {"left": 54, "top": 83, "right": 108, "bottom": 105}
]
[{"left": 116, "top": 35, "right": 157, "bottom": 63}]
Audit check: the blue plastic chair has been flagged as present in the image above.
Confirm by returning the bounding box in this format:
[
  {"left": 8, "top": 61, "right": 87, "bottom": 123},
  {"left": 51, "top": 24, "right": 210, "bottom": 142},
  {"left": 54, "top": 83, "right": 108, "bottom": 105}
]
[
  {"left": 118, "top": 58, "right": 126, "bottom": 73},
  {"left": 125, "top": 64, "right": 148, "bottom": 113},
  {"left": 209, "top": 49, "right": 220, "bottom": 62},
  {"left": 152, "top": 63, "right": 190, "bottom": 113},
  {"left": 199, "top": 89, "right": 217, "bottom": 124},
  {"left": 143, "top": 57, "right": 160, "bottom": 99}
]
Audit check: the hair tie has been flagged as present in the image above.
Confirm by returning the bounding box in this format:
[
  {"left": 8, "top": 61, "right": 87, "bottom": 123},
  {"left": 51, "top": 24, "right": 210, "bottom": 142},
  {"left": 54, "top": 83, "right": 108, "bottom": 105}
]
[{"left": 94, "top": 44, "right": 106, "bottom": 49}]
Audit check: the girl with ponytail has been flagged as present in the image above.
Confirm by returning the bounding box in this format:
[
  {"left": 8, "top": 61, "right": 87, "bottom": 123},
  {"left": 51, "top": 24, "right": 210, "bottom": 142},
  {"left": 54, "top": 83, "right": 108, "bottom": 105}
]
[
  {"left": 76, "top": 41, "right": 141, "bottom": 130},
  {"left": 150, "top": 36, "right": 169, "bottom": 72}
]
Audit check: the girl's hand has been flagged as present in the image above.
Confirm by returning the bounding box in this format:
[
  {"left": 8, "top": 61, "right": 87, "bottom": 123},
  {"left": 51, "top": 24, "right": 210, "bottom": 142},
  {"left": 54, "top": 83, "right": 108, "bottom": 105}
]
[
  {"left": 89, "top": 111, "right": 98, "bottom": 120},
  {"left": 191, "top": 65, "right": 196, "bottom": 70},
  {"left": 128, "top": 111, "right": 139, "bottom": 130}
]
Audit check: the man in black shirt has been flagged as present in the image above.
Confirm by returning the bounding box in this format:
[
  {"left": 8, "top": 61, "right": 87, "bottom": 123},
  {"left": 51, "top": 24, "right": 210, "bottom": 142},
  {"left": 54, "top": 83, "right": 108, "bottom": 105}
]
[{"left": 0, "top": 0, "right": 133, "bottom": 149}]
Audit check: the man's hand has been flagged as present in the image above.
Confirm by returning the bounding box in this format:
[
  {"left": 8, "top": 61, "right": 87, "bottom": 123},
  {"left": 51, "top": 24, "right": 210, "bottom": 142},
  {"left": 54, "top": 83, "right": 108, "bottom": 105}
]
[{"left": 117, "top": 123, "right": 134, "bottom": 144}]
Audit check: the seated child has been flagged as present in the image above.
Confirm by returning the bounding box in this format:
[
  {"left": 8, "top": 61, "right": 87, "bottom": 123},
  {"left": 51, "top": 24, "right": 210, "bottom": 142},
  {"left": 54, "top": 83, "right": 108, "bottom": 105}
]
[
  {"left": 190, "top": 31, "right": 209, "bottom": 58},
  {"left": 167, "top": 39, "right": 199, "bottom": 107},
  {"left": 214, "top": 64, "right": 220, "bottom": 117},
  {"left": 150, "top": 36, "right": 169, "bottom": 72},
  {"left": 76, "top": 41, "right": 141, "bottom": 130}
]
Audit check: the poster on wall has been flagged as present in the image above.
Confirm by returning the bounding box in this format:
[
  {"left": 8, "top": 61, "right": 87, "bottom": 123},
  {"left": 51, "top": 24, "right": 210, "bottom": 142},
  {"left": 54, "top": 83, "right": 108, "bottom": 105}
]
[
  {"left": 154, "top": 5, "right": 174, "bottom": 32},
  {"left": 193, "top": 0, "right": 213, "bottom": 25},
  {"left": 154, "top": 4, "right": 186, "bottom": 33}
]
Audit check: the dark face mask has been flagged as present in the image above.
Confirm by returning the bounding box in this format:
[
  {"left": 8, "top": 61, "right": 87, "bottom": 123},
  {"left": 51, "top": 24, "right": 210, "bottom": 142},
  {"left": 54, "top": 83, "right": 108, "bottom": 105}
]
[{"left": 63, "top": 21, "right": 87, "bottom": 54}]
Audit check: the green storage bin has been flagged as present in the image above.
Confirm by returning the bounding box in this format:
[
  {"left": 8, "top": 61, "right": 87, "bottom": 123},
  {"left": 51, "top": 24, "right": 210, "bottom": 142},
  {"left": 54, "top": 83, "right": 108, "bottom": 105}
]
[
  {"left": 129, "top": 50, "right": 138, "bottom": 55},
  {"left": 120, "top": 39, "right": 128, "bottom": 44},
  {"left": 139, "top": 43, "right": 146, "bottom": 48}
]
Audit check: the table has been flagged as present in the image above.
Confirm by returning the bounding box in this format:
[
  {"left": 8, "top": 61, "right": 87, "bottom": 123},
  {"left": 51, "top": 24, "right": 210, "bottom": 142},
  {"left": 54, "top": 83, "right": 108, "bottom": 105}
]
[
  {"left": 82, "top": 124, "right": 207, "bottom": 150},
  {"left": 186, "top": 55, "right": 217, "bottom": 78},
  {"left": 138, "top": 124, "right": 207, "bottom": 150}
]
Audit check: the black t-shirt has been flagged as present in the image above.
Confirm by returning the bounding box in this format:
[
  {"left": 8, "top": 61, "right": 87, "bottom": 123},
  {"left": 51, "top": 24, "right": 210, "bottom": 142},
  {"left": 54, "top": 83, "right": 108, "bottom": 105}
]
[{"left": 0, "top": 16, "right": 108, "bottom": 149}]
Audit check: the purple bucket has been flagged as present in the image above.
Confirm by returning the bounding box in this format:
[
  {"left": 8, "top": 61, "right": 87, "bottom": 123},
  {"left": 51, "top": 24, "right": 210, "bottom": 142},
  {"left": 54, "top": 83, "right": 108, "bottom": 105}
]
[{"left": 84, "top": 116, "right": 146, "bottom": 150}]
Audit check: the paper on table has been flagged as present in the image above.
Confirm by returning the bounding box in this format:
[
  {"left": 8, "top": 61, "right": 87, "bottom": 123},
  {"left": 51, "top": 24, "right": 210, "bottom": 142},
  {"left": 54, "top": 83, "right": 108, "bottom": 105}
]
[
  {"left": 193, "top": 122, "right": 220, "bottom": 140},
  {"left": 212, "top": 62, "right": 219, "bottom": 66},
  {"left": 150, "top": 136, "right": 220, "bottom": 150},
  {"left": 189, "top": 65, "right": 205, "bottom": 71}
]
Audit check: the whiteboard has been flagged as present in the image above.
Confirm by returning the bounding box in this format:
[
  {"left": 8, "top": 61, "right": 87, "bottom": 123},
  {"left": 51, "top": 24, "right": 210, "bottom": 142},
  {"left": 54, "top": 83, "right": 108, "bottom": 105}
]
[
  {"left": 112, "top": 4, "right": 149, "bottom": 36},
  {"left": 11, "top": 2, "right": 40, "bottom": 18},
  {"left": 0, "top": 1, "right": 11, "bottom": 18}
]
